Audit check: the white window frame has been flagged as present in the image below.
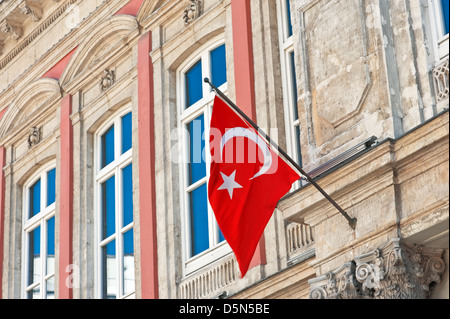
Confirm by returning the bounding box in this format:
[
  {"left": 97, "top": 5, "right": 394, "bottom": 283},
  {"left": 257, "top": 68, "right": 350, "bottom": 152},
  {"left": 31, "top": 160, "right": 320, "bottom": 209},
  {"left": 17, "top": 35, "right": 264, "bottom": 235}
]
[
  {"left": 21, "top": 161, "right": 56, "bottom": 299},
  {"left": 94, "top": 107, "right": 135, "bottom": 299},
  {"left": 177, "top": 35, "right": 232, "bottom": 276},
  {"left": 428, "top": 0, "right": 449, "bottom": 62},
  {"left": 277, "top": 0, "right": 303, "bottom": 189}
]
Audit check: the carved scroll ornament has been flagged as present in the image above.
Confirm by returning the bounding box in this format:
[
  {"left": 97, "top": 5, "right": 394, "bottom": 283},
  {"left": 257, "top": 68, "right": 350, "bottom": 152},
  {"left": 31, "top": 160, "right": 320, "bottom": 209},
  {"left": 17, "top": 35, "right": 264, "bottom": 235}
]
[{"left": 309, "top": 238, "right": 445, "bottom": 299}]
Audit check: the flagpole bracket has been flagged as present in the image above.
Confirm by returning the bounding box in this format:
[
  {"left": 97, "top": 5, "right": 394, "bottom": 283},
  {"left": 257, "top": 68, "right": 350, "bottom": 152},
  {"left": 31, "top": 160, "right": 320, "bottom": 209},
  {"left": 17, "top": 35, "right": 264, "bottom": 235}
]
[{"left": 348, "top": 217, "right": 357, "bottom": 230}]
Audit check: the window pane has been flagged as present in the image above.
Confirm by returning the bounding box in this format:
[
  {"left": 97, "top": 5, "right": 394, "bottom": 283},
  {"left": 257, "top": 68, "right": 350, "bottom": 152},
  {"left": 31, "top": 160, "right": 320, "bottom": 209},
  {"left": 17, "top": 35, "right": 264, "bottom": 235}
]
[
  {"left": 29, "top": 179, "right": 41, "bottom": 218},
  {"left": 101, "top": 125, "right": 115, "bottom": 168},
  {"left": 28, "top": 226, "right": 41, "bottom": 286},
  {"left": 46, "top": 276, "right": 55, "bottom": 299},
  {"left": 187, "top": 114, "right": 206, "bottom": 185},
  {"left": 290, "top": 51, "right": 298, "bottom": 121},
  {"left": 47, "top": 168, "right": 56, "bottom": 207},
  {"left": 123, "top": 229, "right": 134, "bottom": 296},
  {"left": 442, "top": 0, "right": 449, "bottom": 34},
  {"left": 189, "top": 183, "right": 209, "bottom": 256},
  {"left": 122, "top": 164, "right": 133, "bottom": 227},
  {"left": 46, "top": 216, "right": 55, "bottom": 275},
  {"left": 101, "top": 176, "right": 116, "bottom": 240},
  {"left": 185, "top": 60, "right": 203, "bottom": 108},
  {"left": 121, "top": 112, "right": 132, "bottom": 154},
  {"left": 27, "top": 285, "right": 40, "bottom": 299},
  {"left": 218, "top": 226, "right": 225, "bottom": 243},
  {"left": 286, "top": 0, "right": 293, "bottom": 37},
  {"left": 295, "top": 125, "right": 303, "bottom": 167},
  {"left": 210, "top": 44, "right": 227, "bottom": 88},
  {"left": 102, "top": 239, "right": 116, "bottom": 299}
]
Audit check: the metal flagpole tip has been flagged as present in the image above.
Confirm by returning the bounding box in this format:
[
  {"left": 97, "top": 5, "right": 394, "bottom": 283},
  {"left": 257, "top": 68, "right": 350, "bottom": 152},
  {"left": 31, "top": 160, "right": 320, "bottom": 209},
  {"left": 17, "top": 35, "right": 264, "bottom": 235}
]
[{"left": 204, "top": 77, "right": 210, "bottom": 83}]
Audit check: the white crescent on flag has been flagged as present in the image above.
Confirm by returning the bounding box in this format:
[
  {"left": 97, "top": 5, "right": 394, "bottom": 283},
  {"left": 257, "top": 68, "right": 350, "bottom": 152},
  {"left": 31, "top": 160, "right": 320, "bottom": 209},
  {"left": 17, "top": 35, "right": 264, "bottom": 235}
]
[{"left": 219, "top": 127, "right": 272, "bottom": 180}]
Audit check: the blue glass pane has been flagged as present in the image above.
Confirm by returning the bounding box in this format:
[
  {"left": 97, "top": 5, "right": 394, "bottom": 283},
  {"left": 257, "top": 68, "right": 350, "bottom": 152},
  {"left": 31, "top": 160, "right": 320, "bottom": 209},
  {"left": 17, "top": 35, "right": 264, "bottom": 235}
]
[
  {"left": 189, "top": 183, "right": 209, "bottom": 256},
  {"left": 122, "top": 164, "right": 133, "bottom": 227},
  {"left": 101, "top": 176, "right": 116, "bottom": 240},
  {"left": 211, "top": 44, "right": 227, "bottom": 88},
  {"left": 47, "top": 168, "right": 56, "bottom": 207},
  {"left": 286, "top": 0, "right": 293, "bottom": 37},
  {"left": 28, "top": 226, "right": 41, "bottom": 285},
  {"left": 290, "top": 51, "right": 298, "bottom": 120},
  {"left": 442, "top": 0, "right": 449, "bottom": 34},
  {"left": 101, "top": 125, "right": 115, "bottom": 169},
  {"left": 29, "top": 179, "right": 41, "bottom": 218},
  {"left": 123, "top": 229, "right": 135, "bottom": 295},
  {"left": 102, "top": 239, "right": 116, "bottom": 299},
  {"left": 187, "top": 114, "right": 206, "bottom": 185},
  {"left": 121, "top": 112, "right": 132, "bottom": 154},
  {"left": 185, "top": 60, "right": 203, "bottom": 108}
]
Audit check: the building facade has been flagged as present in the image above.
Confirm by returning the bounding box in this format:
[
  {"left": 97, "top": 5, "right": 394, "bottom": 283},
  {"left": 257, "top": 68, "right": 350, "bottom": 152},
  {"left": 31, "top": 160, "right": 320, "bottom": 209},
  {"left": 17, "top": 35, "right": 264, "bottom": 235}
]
[{"left": 0, "top": 0, "right": 448, "bottom": 299}]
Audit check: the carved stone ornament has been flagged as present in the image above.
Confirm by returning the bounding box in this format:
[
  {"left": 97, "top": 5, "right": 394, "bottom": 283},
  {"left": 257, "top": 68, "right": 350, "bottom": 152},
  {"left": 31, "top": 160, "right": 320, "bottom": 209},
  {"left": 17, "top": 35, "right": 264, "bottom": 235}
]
[
  {"left": 19, "top": 3, "right": 42, "bottom": 22},
  {"left": 309, "top": 238, "right": 446, "bottom": 299},
  {"left": 100, "top": 69, "right": 115, "bottom": 91},
  {"left": 28, "top": 126, "right": 41, "bottom": 148},
  {"left": 1, "top": 21, "right": 23, "bottom": 40},
  {"left": 183, "top": 0, "right": 201, "bottom": 25}
]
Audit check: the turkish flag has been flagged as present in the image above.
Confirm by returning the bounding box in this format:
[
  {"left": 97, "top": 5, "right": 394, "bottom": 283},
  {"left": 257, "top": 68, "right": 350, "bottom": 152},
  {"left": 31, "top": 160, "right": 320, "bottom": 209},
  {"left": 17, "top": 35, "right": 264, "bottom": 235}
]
[{"left": 208, "top": 95, "right": 300, "bottom": 277}]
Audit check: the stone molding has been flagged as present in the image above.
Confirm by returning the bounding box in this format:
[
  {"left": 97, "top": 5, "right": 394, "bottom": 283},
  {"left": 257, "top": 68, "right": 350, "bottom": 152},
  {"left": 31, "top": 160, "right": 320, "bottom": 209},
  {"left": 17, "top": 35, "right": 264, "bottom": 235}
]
[{"left": 309, "top": 238, "right": 446, "bottom": 299}]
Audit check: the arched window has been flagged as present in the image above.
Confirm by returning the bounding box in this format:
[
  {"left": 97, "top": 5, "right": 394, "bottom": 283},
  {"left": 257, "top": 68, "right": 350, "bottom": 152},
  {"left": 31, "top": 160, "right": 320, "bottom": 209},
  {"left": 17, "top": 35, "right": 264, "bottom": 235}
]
[
  {"left": 22, "top": 163, "right": 56, "bottom": 299},
  {"left": 95, "top": 109, "right": 134, "bottom": 299},
  {"left": 177, "top": 36, "right": 231, "bottom": 274}
]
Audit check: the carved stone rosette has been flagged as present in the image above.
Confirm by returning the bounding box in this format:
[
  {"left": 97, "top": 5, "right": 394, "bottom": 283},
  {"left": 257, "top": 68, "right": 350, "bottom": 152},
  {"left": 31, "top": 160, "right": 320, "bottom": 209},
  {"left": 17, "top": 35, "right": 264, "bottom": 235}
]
[{"left": 309, "top": 238, "right": 446, "bottom": 299}]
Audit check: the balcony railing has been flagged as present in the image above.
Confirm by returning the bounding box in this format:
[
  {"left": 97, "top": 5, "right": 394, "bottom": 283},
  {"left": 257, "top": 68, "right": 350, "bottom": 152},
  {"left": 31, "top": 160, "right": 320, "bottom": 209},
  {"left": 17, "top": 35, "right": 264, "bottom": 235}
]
[
  {"left": 286, "top": 222, "right": 315, "bottom": 265},
  {"left": 178, "top": 255, "right": 237, "bottom": 299}
]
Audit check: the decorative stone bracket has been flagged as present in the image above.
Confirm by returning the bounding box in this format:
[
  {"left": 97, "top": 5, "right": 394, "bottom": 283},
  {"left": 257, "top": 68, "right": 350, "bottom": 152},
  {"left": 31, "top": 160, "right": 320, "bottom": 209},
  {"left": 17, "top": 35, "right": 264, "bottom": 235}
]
[
  {"left": 183, "top": 0, "right": 201, "bottom": 25},
  {"left": 28, "top": 126, "right": 41, "bottom": 148},
  {"left": 309, "top": 238, "right": 446, "bottom": 299},
  {"left": 100, "top": 69, "right": 115, "bottom": 91},
  {"left": 0, "top": 21, "right": 23, "bottom": 40}
]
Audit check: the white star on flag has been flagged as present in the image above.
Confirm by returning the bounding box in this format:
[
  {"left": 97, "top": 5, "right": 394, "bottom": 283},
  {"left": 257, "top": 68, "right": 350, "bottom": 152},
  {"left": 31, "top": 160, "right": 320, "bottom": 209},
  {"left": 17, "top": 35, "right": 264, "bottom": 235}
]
[{"left": 217, "top": 170, "right": 242, "bottom": 199}]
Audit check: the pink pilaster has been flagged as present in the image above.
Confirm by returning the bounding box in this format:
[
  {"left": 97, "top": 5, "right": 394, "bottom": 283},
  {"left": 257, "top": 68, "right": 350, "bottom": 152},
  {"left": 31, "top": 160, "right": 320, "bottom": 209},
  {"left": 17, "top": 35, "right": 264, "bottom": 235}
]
[
  {"left": 138, "top": 31, "right": 159, "bottom": 299},
  {"left": 59, "top": 94, "right": 73, "bottom": 299},
  {"left": 231, "top": 0, "right": 267, "bottom": 270}
]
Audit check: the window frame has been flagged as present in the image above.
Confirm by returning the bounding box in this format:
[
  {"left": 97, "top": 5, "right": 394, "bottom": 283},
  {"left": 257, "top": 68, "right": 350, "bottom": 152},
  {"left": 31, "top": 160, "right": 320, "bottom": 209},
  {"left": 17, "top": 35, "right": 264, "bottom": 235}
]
[
  {"left": 177, "top": 35, "right": 232, "bottom": 276},
  {"left": 428, "top": 0, "right": 449, "bottom": 62},
  {"left": 21, "top": 161, "right": 56, "bottom": 299},
  {"left": 94, "top": 107, "right": 135, "bottom": 299},
  {"left": 277, "top": 0, "right": 303, "bottom": 190}
]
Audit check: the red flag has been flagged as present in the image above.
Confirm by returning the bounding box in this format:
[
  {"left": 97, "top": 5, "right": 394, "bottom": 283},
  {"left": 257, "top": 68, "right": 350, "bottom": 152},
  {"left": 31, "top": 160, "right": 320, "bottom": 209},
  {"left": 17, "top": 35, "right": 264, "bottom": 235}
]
[{"left": 208, "top": 95, "right": 300, "bottom": 277}]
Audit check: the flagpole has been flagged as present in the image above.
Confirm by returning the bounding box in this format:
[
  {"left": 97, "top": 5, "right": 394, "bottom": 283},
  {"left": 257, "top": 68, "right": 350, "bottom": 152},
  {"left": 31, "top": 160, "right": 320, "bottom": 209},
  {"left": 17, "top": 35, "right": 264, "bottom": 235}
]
[{"left": 204, "top": 77, "right": 357, "bottom": 230}]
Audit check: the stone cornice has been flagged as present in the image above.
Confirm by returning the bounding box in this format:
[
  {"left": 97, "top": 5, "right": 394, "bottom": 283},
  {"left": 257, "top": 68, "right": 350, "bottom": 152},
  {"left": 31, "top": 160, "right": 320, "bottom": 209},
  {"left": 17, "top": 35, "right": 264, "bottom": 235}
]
[
  {"left": 279, "top": 110, "right": 449, "bottom": 227},
  {"left": 0, "top": 0, "right": 126, "bottom": 110},
  {"left": 0, "top": 0, "right": 78, "bottom": 71}
]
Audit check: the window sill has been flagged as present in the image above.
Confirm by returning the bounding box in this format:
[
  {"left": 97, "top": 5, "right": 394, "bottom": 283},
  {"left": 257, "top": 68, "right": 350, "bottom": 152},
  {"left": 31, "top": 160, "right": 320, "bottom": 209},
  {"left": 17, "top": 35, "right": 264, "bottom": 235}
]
[{"left": 184, "top": 241, "right": 232, "bottom": 276}]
